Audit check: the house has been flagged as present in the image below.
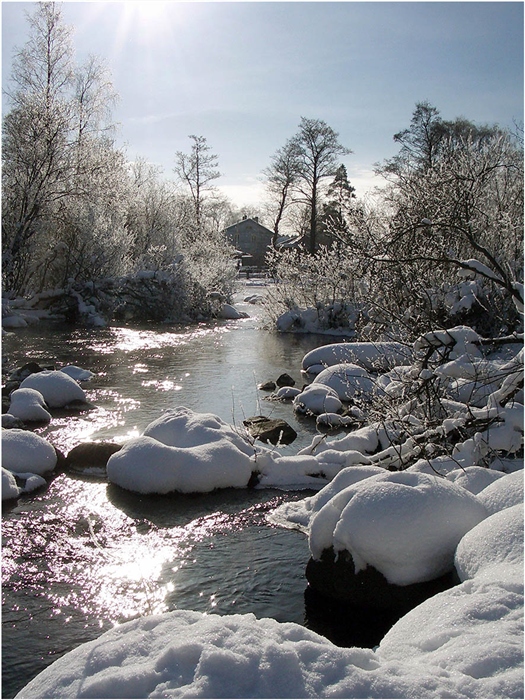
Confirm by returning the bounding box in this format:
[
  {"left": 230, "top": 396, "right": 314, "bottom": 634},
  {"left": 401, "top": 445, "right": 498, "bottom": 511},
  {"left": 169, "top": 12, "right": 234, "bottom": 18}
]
[{"left": 223, "top": 217, "right": 274, "bottom": 268}]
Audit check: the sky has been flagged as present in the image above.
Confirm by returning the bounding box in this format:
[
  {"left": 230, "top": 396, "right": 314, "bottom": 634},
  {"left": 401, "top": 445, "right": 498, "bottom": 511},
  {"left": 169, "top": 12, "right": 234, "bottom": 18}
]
[{"left": 2, "top": 1, "right": 523, "bottom": 208}]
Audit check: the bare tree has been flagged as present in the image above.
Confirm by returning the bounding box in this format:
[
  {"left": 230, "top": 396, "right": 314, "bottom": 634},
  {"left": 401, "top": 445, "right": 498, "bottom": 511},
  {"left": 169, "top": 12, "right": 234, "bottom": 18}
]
[
  {"left": 264, "top": 118, "right": 351, "bottom": 253},
  {"left": 263, "top": 139, "right": 301, "bottom": 246},
  {"left": 174, "top": 135, "right": 221, "bottom": 232},
  {"left": 292, "top": 117, "right": 351, "bottom": 253}
]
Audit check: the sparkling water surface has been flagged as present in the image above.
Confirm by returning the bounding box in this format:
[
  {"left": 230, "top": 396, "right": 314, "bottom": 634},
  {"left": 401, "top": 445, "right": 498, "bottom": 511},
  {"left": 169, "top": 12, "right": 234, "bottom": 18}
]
[{"left": 2, "top": 286, "right": 343, "bottom": 697}]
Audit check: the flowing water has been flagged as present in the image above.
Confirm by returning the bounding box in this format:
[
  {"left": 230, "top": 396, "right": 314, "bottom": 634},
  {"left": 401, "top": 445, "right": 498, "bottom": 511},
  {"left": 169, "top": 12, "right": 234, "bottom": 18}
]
[{"left": 2, "top": 282, "right": 345, "bottom": 698}]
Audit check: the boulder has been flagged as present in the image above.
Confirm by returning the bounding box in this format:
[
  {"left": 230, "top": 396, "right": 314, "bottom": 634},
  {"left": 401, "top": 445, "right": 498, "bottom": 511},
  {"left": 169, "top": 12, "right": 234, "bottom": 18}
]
[
  {"left": 65, "top": 442, "right": 122, "bottom": 475},
  {"left": 306, "top": 546, "right": 459, "bottom": 611},
  {"left": 243, "top": 416, "right": 297, "bottom": 445},
  {"left": 258, "top": 380, "right": 277, "bottom": 391},
  {"left": 276, "top": 373, "right": 295, "bottom": 388}
]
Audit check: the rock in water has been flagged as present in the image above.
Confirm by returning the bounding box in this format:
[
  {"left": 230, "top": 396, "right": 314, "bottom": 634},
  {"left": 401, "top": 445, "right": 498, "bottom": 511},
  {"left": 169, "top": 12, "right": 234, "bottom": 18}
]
[
  {"left": 243, "top": 416, "right": 297, "bottom": 445},
  {"left": 65, "top": 442, "right": 122, "bottom": 475},
  {"left": 276, "top": 373, "right": 295, "bottom": 387}
]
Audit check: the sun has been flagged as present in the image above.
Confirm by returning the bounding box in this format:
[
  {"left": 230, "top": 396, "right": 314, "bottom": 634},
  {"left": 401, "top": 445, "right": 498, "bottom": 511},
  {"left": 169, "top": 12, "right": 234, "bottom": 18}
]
[{"left": 113, "top": 1, "right": 182, "bottom": 51}]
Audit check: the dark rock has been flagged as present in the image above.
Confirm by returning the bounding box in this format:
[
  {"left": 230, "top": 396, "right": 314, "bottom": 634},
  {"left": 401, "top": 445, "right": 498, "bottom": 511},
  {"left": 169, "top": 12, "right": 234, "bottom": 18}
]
[
  {"left": 306, "top": 547, "right": 460, "bottom": 611},
  {"left": 8, "top": 362, "right": 54, "bottom": 382},
  {"left": 258, "top": 380, "right": 277, "bottom": 391},
  {"left": 276, "top": 373, "right": 295, "bottom": 387},
  {"left": 243, "top": 415, "right": 297, "bottom": 445},
  {"left": 304, "top": 585, "right": 404, "bottom": 649},
  {"left": 53, "top": 446, "right": 68, "bottom": 472},
  {"left": 65, "top": 442, "right": 122, "bottom": 474}
]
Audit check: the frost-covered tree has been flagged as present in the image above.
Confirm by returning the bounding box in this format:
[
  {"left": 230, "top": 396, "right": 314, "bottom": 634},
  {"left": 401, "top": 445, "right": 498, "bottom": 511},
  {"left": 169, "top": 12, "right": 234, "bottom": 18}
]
[
  {"left": 2, "top": 1, "right": 127, "bottom": 294},
  {"left": 371, "top": 104, "right": 523, "bottom": 336},
  {"left": 263, "top": 139, "right": 302, "bottom": 245}
]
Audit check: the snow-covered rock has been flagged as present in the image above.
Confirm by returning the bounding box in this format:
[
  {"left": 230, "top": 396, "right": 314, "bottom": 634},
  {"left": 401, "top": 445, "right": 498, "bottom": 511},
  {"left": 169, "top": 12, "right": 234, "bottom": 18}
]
[
  {"left": 2, "top": 429, "right": 57, "bottom": 475},
  {"left": 273, "top": 386, "right": 301, "bottom": 400},
  {"left": 8, "top": 388, "right": 51, "bottom": 423},
  {"left": 107, "top": 435, "right": 255, "bottom": 494},
  {"left": 477, "top": 469, "right": 524, "bottom": 515},
  {"left": 293, "top": 384, "right": 343, "bottom": 416},
  {"left": 216, "top": 303, "right": 248, "bottom": 320},
  {"left": 316, "top": 412, "right": 356, "bottom": 429},
  {"left": 309, "top": 471, "right": 488, "bottom": 585},
  {"left": 414, "top": 325, "right": 482, "bottom": 360},
  {"left": 2, "top": 315, "right": 28, "bottom": 328},
  {"left": 19, "top": 370, "right": 88, "bottom": 408},
  {"left": 2, "top": 467, "right": 20, "bottom": 500},
  {"left": 454, "top": 503, "right": 523, "bottom": 581},
  {"left": 59, "top": 365, "right": 94, "bottom": 382},
  {"left": 313, "top": 363, "right": 376, "bottom": 401},
  {"left": 302, "top": 341, "right": 412, "bottom": 373},
  {"left": 106, "top": 408, "right": 257, "bottom": 495},
  {"left": 445, "top": 465, "right": 505, "bottom": 494}
]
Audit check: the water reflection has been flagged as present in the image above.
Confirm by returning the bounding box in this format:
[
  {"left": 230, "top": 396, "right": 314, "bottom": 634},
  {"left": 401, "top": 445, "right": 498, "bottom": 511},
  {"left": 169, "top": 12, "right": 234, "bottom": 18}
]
[{"left": 2, "top": 295, "right": 342, "bottom": 697}]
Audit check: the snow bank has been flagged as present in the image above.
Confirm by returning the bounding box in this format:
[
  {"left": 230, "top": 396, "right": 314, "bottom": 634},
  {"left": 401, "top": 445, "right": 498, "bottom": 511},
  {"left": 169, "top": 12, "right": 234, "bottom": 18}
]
[
  {"left": 302, "top": 341, "right": 412, "bottom": 373},
  {"left": 2, "top": 429, "right": 57, "bottom": 475},
  {"left": 20, "top": 370, "right": 87, "bottom": 408}
]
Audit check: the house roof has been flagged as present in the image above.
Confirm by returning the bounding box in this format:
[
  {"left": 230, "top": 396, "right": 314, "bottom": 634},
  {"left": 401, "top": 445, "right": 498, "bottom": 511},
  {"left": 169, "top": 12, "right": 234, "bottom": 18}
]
[{"left": 223, "top": 217, "right": 274, "bottom": 236}]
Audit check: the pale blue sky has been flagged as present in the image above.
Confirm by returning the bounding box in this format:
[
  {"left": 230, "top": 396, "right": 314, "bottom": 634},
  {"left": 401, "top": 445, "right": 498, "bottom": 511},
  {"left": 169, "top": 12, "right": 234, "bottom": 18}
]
[{"left": 2, "top": 1, "right": 523, "bottom": 206}]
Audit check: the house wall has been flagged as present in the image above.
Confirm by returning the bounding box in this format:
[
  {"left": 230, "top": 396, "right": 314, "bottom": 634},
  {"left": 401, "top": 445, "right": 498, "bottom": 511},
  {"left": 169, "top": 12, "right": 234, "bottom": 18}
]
[{"left": 224, "top": 218, "right": 274, "bottom": 268}]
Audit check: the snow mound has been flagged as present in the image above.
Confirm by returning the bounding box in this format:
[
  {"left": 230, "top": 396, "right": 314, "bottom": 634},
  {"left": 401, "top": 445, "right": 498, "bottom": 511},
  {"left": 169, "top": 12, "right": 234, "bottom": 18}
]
[
  {"left": 454, "top": 503, "right": 523, "bottom": 582},
  {"left": 106, "top": 408, "right": 258, "bottom": 494},
  {"left": 309, "top": 471, "right": 488, "bottom": 585},
  {"left": 8, "top": 388, "right": 51, "bottom": 423},
  {"left": 313, "top": 363, "right": 376, "bottom": 401},
  {"left": 2, "top": 429, "right": 57, "bottom": 475},
  {"left": 477, "top": 469, "right": 524, "bottom": 515},
  {"left": 20, "top": 370, "right": 87, "bottom": 408},
  {"left": 293, "top": 384, "right": 343, "bottom": 415},
  {"left": 302, "top": 341, "right": 411, "bottom": 373}
]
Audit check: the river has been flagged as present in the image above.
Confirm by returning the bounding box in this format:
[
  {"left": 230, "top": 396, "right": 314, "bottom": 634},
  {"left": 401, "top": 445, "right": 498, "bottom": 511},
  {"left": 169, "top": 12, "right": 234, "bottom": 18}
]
[{"left": 2, "top": 281, "right": 347, "bottom": 698}]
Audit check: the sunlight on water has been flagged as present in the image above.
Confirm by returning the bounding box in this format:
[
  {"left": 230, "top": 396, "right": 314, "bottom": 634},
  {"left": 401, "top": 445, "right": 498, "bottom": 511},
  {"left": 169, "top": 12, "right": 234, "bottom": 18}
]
[
  {"left": 84, "top": 325, "right": 227, "bottom": 354},
  {"left": 142, "top": 379, "right": 183, "bottom": 391}
]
